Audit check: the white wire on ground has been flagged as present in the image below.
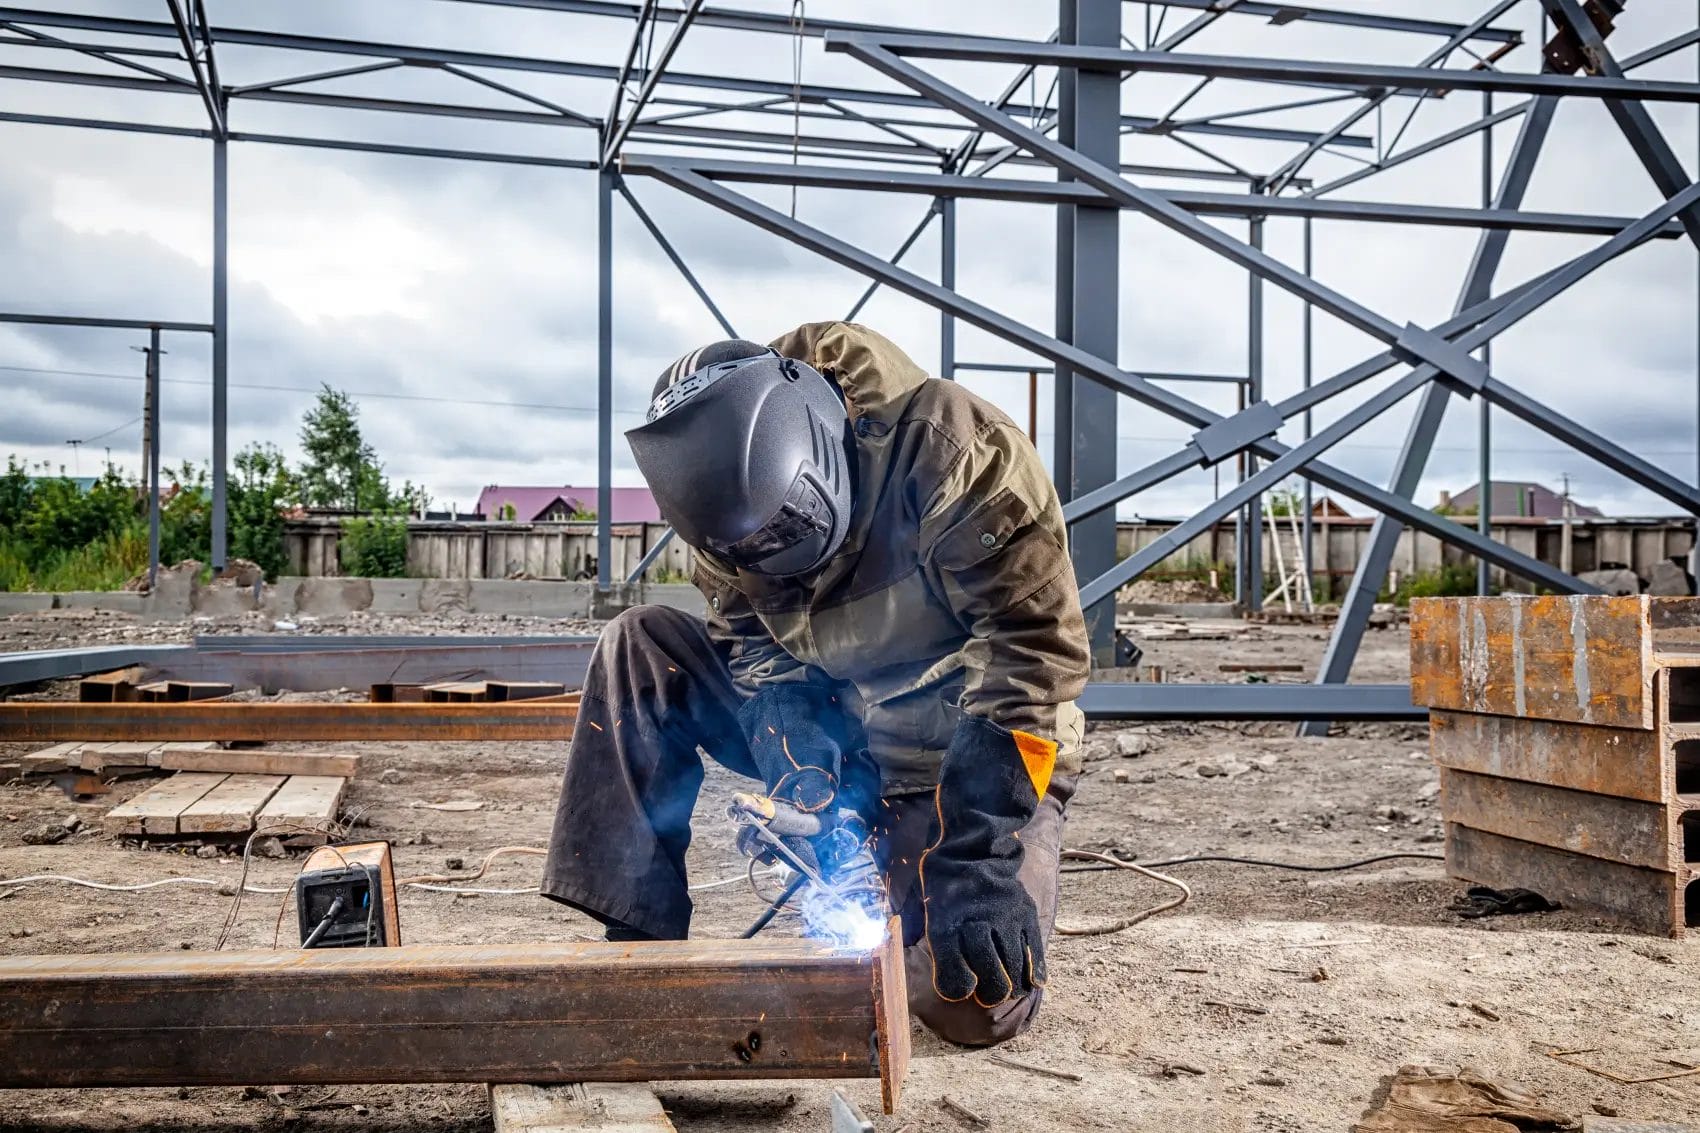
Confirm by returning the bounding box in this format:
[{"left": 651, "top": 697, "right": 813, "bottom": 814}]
[
  {"left": 1055, "top": 849, "right": 1192, "bottom": 936},
  {"left": 0, "top": 874, "right": 286, "bottom": 895}
]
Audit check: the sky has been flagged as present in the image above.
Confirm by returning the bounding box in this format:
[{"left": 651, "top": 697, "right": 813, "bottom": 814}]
[{"left": 2, "top": 0, "right": 1698, "bottom": 521}]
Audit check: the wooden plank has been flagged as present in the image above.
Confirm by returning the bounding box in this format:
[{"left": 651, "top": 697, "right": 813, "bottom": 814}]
[
  {"left": 1411, "top": 596, "right": 1653, "bottom": 729},
  {"left": 256, "top": 776, "right": 346, "bottom": 837},
  {"left": 79, "top": 742, "right": 160, "bottom": 772},
  {"left": 0, "top": 701, "right": 577, "bottom": 742},
  {"left": 1429, "top": 710, "right": 1667, "bottom": 803},
  {"left": 102, "top": 773, "right": 228, "bottom": 837},
  {"left": 0, "top": 937, "right": 908, "bottom": 1107},
  {"left": 1447, "top": 824, "right": 1679, "bottom": 937},
  {"left": 157, "top": 748, "right": 360, "bottom": 778},
  {"left": 1441, "top": 768, "right": 1675, "bottom": 871},
  {"left": 490, "top": 1083, "right": 676, "bottom": 1133},
  {"left": 178, "top": 775, "right": 286, "bottom": 835},
  {"left": 19, "top": 742, "right": 79, "bottom": 774}
]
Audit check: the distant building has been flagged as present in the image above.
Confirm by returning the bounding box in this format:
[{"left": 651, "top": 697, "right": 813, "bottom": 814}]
[
  {"left": 1438, "top": 481, "right": 1600, "bottom": 520},
  {"left": 474, "top": 485, "right": 662, "bottom": 523},
  {"left": 1311, "top": 496, "right": 1351, "bottom": 518}
]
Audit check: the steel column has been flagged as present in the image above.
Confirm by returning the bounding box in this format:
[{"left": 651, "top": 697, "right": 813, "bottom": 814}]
[
  {"left": 1479, "top": 90, "right": 1494, "bottom": 597},
  {"left": 210, "top": 121, "right": 228, "bottom": 570},
  {"left": 1060, "top": 0, "right": 1121, "bottom": 665},
  {"left": 1303, "top": 97, "right": 1558, "bottom": 735},
  {"left": 146, "top": 326, "right": 161, "bottom": 591},
  {"left": 596, "top": 170, "right": 614, "bottom": 591},
  {"left": 1245, "top": 210, "right": 1264, "bottom": 612},
  {"left": 1300, "top": 218, "right": 1314, "bottom": 600}
]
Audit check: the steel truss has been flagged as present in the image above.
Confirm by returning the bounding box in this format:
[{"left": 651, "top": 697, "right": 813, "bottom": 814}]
[{"left": 1, "top": 1, "right": 1696, "bottom": 720}]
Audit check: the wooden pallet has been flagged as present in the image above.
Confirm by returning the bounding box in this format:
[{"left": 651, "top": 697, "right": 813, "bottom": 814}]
[
  {"left": 1411, "top": 595, "right": 1700, "bottom": 936},
  {"left": 103, "top": 771, "right": 347, "bottom": 840},
  {"left": 16, "top": 742, "right": 360, "bottom": 778}
]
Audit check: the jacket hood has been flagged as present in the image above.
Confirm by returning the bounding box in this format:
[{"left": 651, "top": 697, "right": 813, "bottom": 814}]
[{"left": 767, "top": 321, "right": 930, "bottom": 428}]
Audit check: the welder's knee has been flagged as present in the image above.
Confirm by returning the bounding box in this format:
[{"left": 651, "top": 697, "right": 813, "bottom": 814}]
[
  {"left": 913, "top": 987, "right": 1044, "bottom": 1048},
  {"left": 600, "top": 603, "right": 696, "bottom": 650}
]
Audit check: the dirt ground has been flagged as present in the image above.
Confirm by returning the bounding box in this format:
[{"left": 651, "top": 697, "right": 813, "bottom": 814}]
[{"left": 1, "top": 609, "right": 1696, "bottom": 1132}]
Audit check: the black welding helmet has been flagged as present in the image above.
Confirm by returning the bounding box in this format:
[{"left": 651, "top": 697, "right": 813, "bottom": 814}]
[{"left": 625, "top": 340, "right": 853, "bottom": 578}]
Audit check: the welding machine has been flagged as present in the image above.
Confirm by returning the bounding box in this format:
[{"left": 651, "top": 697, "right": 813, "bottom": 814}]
[{"left": 295, "top": 841, "right": 401, "bottom": 948}]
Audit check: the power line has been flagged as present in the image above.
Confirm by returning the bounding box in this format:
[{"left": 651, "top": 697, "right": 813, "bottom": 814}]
[
  {"left": 0, "top": 363, "right": 646, "bottom": 417},
  {"left": 78, "top": 415, "right": 142, "bottom": 444}
]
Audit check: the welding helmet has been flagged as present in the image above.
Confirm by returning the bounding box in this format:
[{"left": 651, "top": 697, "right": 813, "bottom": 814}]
[{"left": 625, "top": 339, "right": 853, "bottom": 578}]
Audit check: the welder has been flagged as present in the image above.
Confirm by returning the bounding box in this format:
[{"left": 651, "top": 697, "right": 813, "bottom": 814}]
[{"left": 541, "top": 323, "right": 1089, "bottom": 1046}]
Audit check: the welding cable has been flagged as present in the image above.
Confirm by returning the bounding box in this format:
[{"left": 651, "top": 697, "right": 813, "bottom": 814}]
[
  {"left": 1054, "top": 849, "right": 1192, "bottom": 936},
  {"left": 741, "top": 871, "right": 810, "bottom": 939},
  {"left": 1059, "top": 851, "right": 1446, "bottom": 875},
  {"left": 299, "top": 893, "right": 347, "bottom": 948}
]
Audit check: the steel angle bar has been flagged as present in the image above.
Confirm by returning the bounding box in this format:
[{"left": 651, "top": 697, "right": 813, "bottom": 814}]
[
  {"left": 631, "top": 156, "right": 1682, "bottom": 237},
  {"left": 617, "top": 180, "right": 738, "bottom": 337},
  {"left": 232, "top": 132, "right": 598, "bottom": 169},
  {"left": 0, "top": 311, "right": 213, "bottom": 332},
  {"left": 1623, "top": 29, "right": 1700, "bottom": 71},
  {"left": 631, "top": 164, "right": 1584, "bottom": 592},
  {"left": 228, "top": 59, "right": 405, "bottom": 96},
  {"left": 1077, "top": 681, "right": 1420, "bottom": 721},
  {"left": 443, "top": 64, "right": 599, "bottom": 124},
  {"left": 0, "top": 20, "right": 188, "bottom": 85},
  {"left": 0, "top": 110, "right": 207, "bottom": 139},
  {"left": 1302, "top": 99, "right": 1530, "bottom": 199},
  {"left": 1078, "top": 369, "right": 1433, "bottom": 608},
  {"left": 603, "top": 0, "right": 703, "bottom": 164},
  {"left": 625, "top": 526, "right": 677, "bottom": 583},
  {"left": 163, "top": 0, "right": 222, "bottom": 137},
  {"left": 1123, "top": 0, "right": 1521, "bottom": 43},
  {"left": 845, "top": 33, "right": 1700, "bottom": 102}
]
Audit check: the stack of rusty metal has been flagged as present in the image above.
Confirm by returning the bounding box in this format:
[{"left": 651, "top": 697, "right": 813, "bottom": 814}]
[{"left": 1410, "top": 595, "right": 1700, "bottom": 937}]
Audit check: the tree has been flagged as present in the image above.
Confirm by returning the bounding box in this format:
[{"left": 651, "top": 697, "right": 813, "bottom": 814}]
[
  {"left": 298, "top": 385, "right": 377, "bottom": 511},
  {"left": 157, "top": 462, "right": 211, "bottom": 566},
  {"left": 228, "top": 443, "right": 298, "bottom": 580},
  {"left": 1267, "top": 487, "right": 1303, "bottom": 518},
  {"left": 0, "top": 456, "right": 32, "bottom": 533}
]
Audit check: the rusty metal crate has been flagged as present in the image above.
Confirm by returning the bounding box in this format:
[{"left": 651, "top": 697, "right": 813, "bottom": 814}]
[{"left": 1410, "top": 595, "right": 1700, "bottom": 937}]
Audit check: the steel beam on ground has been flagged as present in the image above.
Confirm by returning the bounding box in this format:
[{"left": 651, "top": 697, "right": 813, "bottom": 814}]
[
  {"left": 0, "top": 645, "right": 192, "bottom": 689},
  {"left": 0, "top": 701, "right": 581, "bottom": 742},
  {"left": 844, "top": 33, "right": 1700, "bottom": 103},
  {"left": 0, "top": 935, "right": 909, "bottom": 1112},
  {"left": 1304, "top": 96, "right": 1557, "bottom": 736},
  {"left": 149, "top": 642, "right": 597, "bottom": 694},
  {"left": 623, "top": 154, "right": 1680, "bottom": 238},
  {"left": 1077, "top": 681, "right": 1420, "bottom": 721},
  {"left": 633, "top": 164, "right": 1587, "bottom": 594}
]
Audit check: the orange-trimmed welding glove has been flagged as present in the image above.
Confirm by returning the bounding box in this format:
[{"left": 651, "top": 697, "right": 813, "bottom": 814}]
[{"left": 920, "top": 713, "right": 1054, "bottom": 1007}]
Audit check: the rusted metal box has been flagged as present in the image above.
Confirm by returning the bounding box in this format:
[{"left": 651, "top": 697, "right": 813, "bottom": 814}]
[{"left": 1410, "top": 595, "right": 1700, "bottom": 936}]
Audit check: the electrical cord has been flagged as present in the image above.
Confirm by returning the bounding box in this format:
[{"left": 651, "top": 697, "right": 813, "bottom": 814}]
[
  {"left": 1059, "top": 851, "right": 1446, "bottom": 875},
  {"left": 1055, "top": 850, "right": 1191, "bottom": 936}
]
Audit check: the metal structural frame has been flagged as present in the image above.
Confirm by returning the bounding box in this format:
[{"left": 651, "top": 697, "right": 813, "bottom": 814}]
[{"left": 2, "top": 1, "right": 1697, "bottom": 719}]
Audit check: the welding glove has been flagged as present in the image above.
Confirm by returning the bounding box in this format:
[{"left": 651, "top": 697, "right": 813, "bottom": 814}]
[
  {"left": 737, "top": 682, "right": 855, "bottom": 814},
  {"left": 920, "top": 713, "right": 1053, "bottom": 1007}
]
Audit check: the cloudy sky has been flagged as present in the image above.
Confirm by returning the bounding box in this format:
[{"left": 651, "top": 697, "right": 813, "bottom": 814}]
[{"left": 2, "top": 0, "right": 1697, "bottom": 521}]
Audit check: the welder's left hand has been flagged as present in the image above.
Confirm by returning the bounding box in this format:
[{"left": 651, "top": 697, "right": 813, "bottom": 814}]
[
  {"left": 920, "top": 713, "right": 1054, "bottom": 1007},
  {"left": 737, "top": 682, "right": 856, "bottom": 813}
]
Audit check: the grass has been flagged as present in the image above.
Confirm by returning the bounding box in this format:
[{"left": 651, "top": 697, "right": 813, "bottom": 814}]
[{"left": 0, "top": 528, "right": 148, "bottom": 592}]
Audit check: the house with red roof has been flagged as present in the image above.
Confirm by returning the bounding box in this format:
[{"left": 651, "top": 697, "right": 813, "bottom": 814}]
[{"left": 474, "top": 485, "right": 662, "bottom": 523}]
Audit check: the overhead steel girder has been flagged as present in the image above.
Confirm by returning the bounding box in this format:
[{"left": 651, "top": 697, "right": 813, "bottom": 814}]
[
  {"left": 0, "top": 9, "right": 1372, "bottom": 151},
  {"left": 163, "top": 0, "right": 222, "bottom": 137},
  {"left": 633, "top": 155, "right": 1685, "bottom": 239},
  {"left": 1077, "top": 681, "right": 1421, "bottom": 721},
  {"left": 1541, "top": 0, "right": 1700, "bottom": 251},
  {"left": 0, "top": 311, "right": 214, "bottom": 332},
  {"left": 1076, "top": 176, "right": 1700, "bottom": 606},
  {"left": 453, "top": 0, "right": 1521, "bottom": 44},
  {"left": 844, "top": 33, "right": 1700, "bottom": 103},
  {"left": 632, "top": 162, "right": 1587, "bottom": 595},
  {"left": 833, "top": 40, "right": 1700, "bottom": 516}
]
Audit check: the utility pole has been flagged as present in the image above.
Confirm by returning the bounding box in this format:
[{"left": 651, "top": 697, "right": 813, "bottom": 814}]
[{"left": 65, "top": 439, "right": 82, "bottom": 475}]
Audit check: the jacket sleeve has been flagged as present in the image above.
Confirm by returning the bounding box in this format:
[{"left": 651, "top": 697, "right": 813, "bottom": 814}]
[
  {"left": 691, "top": 553, "right": 814, "bottom": 692},
  {"left": 919, "top": 418, "right": 1090, "bottom": 746}
]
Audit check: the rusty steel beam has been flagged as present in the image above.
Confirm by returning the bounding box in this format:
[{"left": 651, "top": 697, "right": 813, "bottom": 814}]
[
  {"left": 0, "top": 701, "right": 579, "bottom": 742},
  {"left": 0, "top": 930, "right": 910, "bottom": 1112}
]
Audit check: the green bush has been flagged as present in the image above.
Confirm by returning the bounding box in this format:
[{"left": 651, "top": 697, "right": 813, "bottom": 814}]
[
  {"left": 341, "top": 512, "right": 410, "bottom": 578},
  {"left": 228, "top": 444, "right": 297, "bottom": 581},
  {"left": 1391, "top": 563, "right": 1478, "bottom": 606},
  {"left": 158, "top": 462, "right": 211, "bottom": 567}
]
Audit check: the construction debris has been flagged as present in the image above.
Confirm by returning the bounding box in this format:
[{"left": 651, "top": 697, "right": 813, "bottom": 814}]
[{"left": 1353, "top": 1065, "right": 1572, "bottom": 1132}]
